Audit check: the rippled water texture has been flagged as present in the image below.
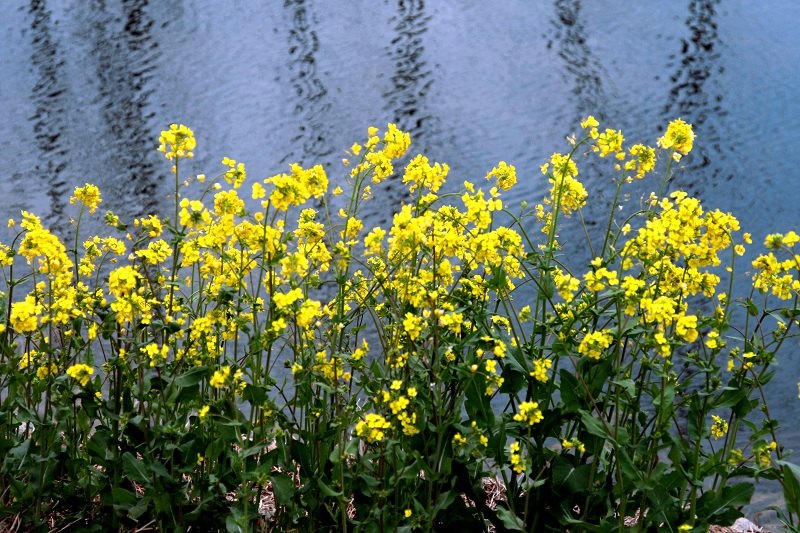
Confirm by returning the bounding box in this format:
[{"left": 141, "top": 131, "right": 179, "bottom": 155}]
[{"left": 3, "top": 0, "right": 800, "bottom": 505}]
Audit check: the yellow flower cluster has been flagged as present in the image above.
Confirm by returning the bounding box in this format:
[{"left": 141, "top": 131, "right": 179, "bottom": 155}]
[
  {"left": 66, "top": 363, "right": 94, "bottom": 386},
  {"left": 355, "top": 413, "right": 393, "bottom": 443},
  {"left": 70, "top": 183, "right": 102, "bottom": 214},
  {"left": 486, "top": 161, "right": 517, "bottom": 191},
  {"left": 374, "top": 380, "right": 419, "bottom": 436},
  {"left": 209, "top": 365, "right": 246, "bottom": 395},
  {"left": 158, "top": 123, "right": 196, "bottom": 160},
  {"left": 513, "top": 401, "right": 544, "bottom": 426},
  {"left": 658, "top": 118, "right": 695, "bottom": 157},
  {"left": 348, "top": 123, "right": 411, "bottom": 184},
  {"left": 221, "top": 156, "right": 246, "bottom": 189},
  {"left": 751, "top": 232, "right": 800, "bottom": 300},
  {"left": 577, "top": 330, "right": 614, "bottom": 360},
  {"left": 509, "top": 441, "right": 526, "bottom": 474},
  {"left": 710, "top": 415, "right": 728, "bottom": 439}
]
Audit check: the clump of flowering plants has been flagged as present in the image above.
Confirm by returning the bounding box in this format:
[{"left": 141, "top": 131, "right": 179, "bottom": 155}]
[{"left": 1, "top": 118, "right": 800, "bottom": 532}]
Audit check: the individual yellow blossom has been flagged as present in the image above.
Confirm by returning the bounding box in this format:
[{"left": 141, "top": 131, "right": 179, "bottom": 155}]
[
  {"left": 251, "top": 181, "right": 265, "bottom": 200},
  {"left": 658, "top": 118, "right": 694, "bottom": 155},
  {"left": 70, "top": 183, "right": 102, "bottom": 213},
  {"left": 141, "top": 342, "right": 169, "bottom": 367},
  {"left": 705, "top": 330, "right": 722, "bottom": 350},
  {"left": 66, "top": 363, "right": 94, "bottom": 386},
  {"left": 108, "top": 265, "right": 139, "bottom": 298},
  {"left": 273, "top": 287, "right": 303, "bottom": 309},
  {"left": 158, "top": 123, "right": 196, "bottom": 160},
  {"left": 561, "top": 438, "right": 586, "bottom": 454},
  {"left": 37, "top": 363, "right": 58, "bottom": 380},
  {"left": 213, "top": 189, "right": 245, "bottom": 216},
  {"left": 198, "top": 405, "right": 210, "bottom": 421},
  {"left": 584, "top": 266, "right": 618, "bottom": 292},
  {"left": 678, "top": 524, "right": 692, "bottom": 533},
  {"left": 580, "top": 115, "right": 599, "bottom": 129},
  {"left": 553, "top": 268, "right": 580, "bottom": 300},
  {"left": 710, "top": 415, "right": 728, "bottom": 439},
  {"left": 135, "top": 239, "right": 171, "bottom": 265},
  {"left": 404, "top": 509, "right": 413, "bottom": 518}
]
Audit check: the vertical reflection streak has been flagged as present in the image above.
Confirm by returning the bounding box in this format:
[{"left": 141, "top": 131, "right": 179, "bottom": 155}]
[
  {"left": 663, "top": 0, "right": 725, "bottom": 193},
  {"left": 384, "top": 0, "right": 436, "bottom": 151},
  {"left": 283, "top": 0, "right": 332, "bottom": 164},
  {"left": 88, "top": 0, "right": 161, "bottom": 219},
  {"left": 374, "top": 0, "right": 438, "bottom": 220},
  {"left": 551, "top": 0, "right": 608, "bottom": 123},
  {"left": 28, "top": 0, "right": 69, "bottom": 225}
]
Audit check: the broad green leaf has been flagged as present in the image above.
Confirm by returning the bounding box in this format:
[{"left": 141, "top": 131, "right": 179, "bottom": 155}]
[{"left": 121, "top": 451, "right": 149, "bottom": 484}]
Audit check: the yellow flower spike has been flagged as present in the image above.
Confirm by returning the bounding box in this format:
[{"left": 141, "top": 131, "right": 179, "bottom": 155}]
[
  {"left": 486, "top": 161, "right": 517, "bottom": 191},
  {"left": 658, "top": 118, "right": 694, "bottom": 155},
  {"left": 158, "top": 123, "right": 196, "bottom": 161},
  {"left": 70, "top": 183, "right": 102, "bottom": 214},
  {"left": 580, "top": 115, "right": 599, "bottom": 129},
  {"left": 710, "top": 415, "right": 728, "bottom": 439},
  {"left": 66, "top": 363, "right": 94, "bottom": 387}
]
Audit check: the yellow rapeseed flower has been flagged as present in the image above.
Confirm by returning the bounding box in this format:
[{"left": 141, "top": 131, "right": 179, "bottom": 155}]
[
  {"left": 70, "top": 183, "right": 102, "bottom": 214},
  {"left": 66, "top": 363, "right": 94, "bottom": 386}
]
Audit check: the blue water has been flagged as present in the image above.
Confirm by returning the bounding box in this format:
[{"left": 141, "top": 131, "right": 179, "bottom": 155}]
[{"left": 2, "top": 0, "right": 800, "bottom": 522}]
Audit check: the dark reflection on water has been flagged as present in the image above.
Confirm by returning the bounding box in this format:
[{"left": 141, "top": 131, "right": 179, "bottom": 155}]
[
  {"left": 283, "top": 0, "right": 332, "bottom": 164},
  {"left": 663, "top": 0, "right": 728, "bottom": 196},
  {"left": 375, "top": 0, "right": 439, "bottom": 221},
  {"left": 550, "top": 0, "right": 609, "bottom": 124},
  {"left": 87, "top": 0, "right": 162, "bottom": 219},
  {"left": 28, "top": 0, "right": 70, "bottom": 226},
  {"left": 385, "top": 0, "right": 436, "bottom": 148}
]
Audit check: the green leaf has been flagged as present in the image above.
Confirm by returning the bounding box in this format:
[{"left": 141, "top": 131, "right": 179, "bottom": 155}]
[
  {"left": 317, "top": 478, "right": 343, "bottom": 498},
  {"left": 700, "top": 483, "right": 754, "bottom": 522},
  {"left": 610, "top": 378, "right": 635, "bottom": 399},
  {"left": 270, "top": 473, "right": 295, "bottom": 506},
  {"left": 175, "top": 365, "right": 210, "bottom": 387},
  {"left": 559, "top": 370, "right": 581, "bottom": 413},
  {"left": 580, "top": 409, "right": 612, "bottom": 442},
  {"left": 776, "top": 460, "right": 800, "bottom": 514},
  {"left": 499, "top": 365, "right": 525, "bottom": 394},
  {"left": 552, "top": 456, "right": 591, "bottom": 493},
  {"left": 111, "top": 487, "right": 138, "bottom": 507},
  {"left": 121, "top": 452, "right": 149, "bottom": 484},
  {"left": 495, "top": 506, "right": 525, "bottom": 531}
]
